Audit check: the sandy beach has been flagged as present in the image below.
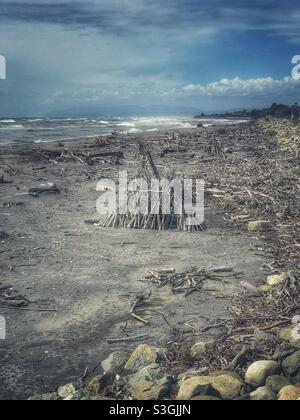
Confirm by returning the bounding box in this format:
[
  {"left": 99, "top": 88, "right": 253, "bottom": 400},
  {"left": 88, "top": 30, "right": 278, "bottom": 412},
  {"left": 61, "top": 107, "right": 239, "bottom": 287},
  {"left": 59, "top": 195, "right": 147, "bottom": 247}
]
[{"left": 0, "top": 123, "right": 299, "bottom": 400}]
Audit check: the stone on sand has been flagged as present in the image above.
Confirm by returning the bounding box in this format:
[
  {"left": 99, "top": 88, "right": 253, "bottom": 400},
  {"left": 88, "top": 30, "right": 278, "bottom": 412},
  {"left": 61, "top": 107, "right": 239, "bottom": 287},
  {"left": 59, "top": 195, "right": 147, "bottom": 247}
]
[
  {"left": 190, "top": 341, "right": 213, "bottom": 359},
  {"left": 101, "top": 351, "right": 128, "bottom": 373},
  {"left": 245, "top": 361, "right": 281, "bottom": 387},
  {"left": 250, "top": 386, "right": 277, "bottom": 401},
  {"left": 57, "top": 383, "right": 77, "bottom": 399},
  {"left": 176, "top": 377, "right": 220, "bottom": 400},
  {"left": 124, "top": 344, "right": 165, "bottom": 372},
  {"left": 248, "top": 221, "right": 271, "bottom": 232},
  {"left": 266, "top": 273, "right": 288, "bottom": 287},
  {"left": 266, "top": 375, "right": 291, "bottom": 393},
  {"left": 278, "top": 385, "right": 300, "bottom": 400},
  {"left": 282, "top": 351, "right": 300, "bottom": 383},
  {"left": 127, "top": 363, "right": 172, "bottom": 400}
]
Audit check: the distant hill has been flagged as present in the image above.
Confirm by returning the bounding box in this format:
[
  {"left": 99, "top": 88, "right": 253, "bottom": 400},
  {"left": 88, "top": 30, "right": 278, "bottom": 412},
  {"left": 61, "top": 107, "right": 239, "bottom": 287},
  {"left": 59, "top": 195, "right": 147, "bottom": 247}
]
[{"left": 195, "top": 103, "right": 300, "bottom": 120}]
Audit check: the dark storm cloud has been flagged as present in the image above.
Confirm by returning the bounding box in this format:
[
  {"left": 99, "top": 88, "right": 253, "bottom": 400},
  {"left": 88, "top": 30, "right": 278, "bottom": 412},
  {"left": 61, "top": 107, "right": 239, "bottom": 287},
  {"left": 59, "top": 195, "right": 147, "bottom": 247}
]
[{"left": 0, "top": 0, "right": 300, "bottom": 40}]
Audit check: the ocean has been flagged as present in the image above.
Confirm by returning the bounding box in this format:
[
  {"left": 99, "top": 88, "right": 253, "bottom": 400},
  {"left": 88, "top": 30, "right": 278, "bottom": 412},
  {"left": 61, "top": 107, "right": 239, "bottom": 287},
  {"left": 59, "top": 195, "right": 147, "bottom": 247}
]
[{"left": 0, "top": 116, "right": 247, "bottom": 145}]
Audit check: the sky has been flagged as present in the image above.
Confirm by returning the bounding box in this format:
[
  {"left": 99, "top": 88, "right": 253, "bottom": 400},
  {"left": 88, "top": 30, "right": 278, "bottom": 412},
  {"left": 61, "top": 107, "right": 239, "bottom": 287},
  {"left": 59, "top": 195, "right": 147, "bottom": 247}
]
[{"left": 0, "top": 0, "right": 300, "bottom": 117}]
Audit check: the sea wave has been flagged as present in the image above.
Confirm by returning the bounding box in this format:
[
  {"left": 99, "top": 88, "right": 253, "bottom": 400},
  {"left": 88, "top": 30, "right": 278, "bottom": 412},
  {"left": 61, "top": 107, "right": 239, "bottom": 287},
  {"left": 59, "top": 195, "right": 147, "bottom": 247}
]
[
  {"left": 0, "top": 119, "right": 16, "bottom": 123},
  {"left": 116, "top": 122, "right": 136, "bottom": 127},
  {"left": 125, "top": 128, "right": 143, "bottom": 134},
  {"left": 0, "top": 124, "right": 24, "bottom": 130}
]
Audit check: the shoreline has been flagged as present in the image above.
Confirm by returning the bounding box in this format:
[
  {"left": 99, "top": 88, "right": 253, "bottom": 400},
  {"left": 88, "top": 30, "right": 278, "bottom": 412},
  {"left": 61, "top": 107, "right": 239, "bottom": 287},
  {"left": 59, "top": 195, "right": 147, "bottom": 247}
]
[{"left": 0, "top": 117, "right": 250, "bottom": 147}]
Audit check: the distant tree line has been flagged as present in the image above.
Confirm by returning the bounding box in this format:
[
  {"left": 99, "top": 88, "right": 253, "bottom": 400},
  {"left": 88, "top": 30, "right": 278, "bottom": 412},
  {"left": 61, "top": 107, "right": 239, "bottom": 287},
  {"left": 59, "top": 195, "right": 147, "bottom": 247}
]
[{"left": 196, "top": 103, "right": 300, "bottom": 120}]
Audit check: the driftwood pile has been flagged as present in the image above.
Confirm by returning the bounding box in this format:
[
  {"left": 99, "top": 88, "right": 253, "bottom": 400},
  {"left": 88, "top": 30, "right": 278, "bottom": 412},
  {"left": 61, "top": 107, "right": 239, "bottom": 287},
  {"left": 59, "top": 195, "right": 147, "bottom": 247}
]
[
  {"left": 144, "top": 266, "right": 234, "bottom": 296},
  {"left": 29, "top": 182, "right": 60, "bottom": 197},
  {"left": 98, "top": 142, "right": 206, "bottom": 231},
  {"left": 260, "top": 119, "right": 300, "bottom": 157},
  {"left": 199, "top": 124, "right": 300, "bottom": 271},
  {"left": 205, "top": 135, "right": 226, "bottom": 157}
]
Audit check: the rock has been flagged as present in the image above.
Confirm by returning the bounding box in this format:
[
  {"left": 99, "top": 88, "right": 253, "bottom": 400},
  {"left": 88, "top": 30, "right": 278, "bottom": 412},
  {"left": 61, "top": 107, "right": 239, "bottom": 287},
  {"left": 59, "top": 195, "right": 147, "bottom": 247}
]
[
  {"left": 295, "top": 373, "right": 300, "bottom": 384},
  {"left": 86, "top": 376, "right": 102, "bottom": 394},
  {"left": 209, "top": 371, "right": 242, "bottom": 381},
  {"left": 266, "top": 273, "right": 288, "bottom": 287},
  {"left": 266, "top": 375, "right": 291, "bottom": 393},
  {"left": 282, "top": 351, "right": 300, "bottom": 383},
  {"left": 86, "top": 372, "right": 115, "bottom": 394},
  {"left": 63, "top": 389, "right": 92, "bottom": 400},
  {"left": 278, "top": 385, "right": 300, "bottom": 400},
  {"left": 245, "top": 361, "right": 281, "bottom": 387},
  {"left": 209, "top": 374, "right": 245, "bottom": 400},
  {"left": 177, "top": 368, "right": 208, "bottom": 381},
  {"left": 124, "top": 344, "right": 165, "bottom": 372},
  {"left": 190, "top": 341, "right": 213, "bottom": 359},
  {"left": 272, "top": 343, "right": 294, "bottom": 359},
  {"left": 101, "top": 351, "right": 128, "bottom": 373},
  {"left": 258, "top": 285, "right": 273, "bottom": 293},
  {"left": 28, "top": 393, "right": 59, "bottom": 401},
  {"left": 248, "top": 221, "right": 271, "bottom": 232},
  {"left": 280, "top": 327, "right": 300, "bottom": 350},
  {"left": 81, "top": 395, "right": 112, "bottom": 400},
  {"left": 254, "top": 329, "right": 277, "bottom": 347},
  {"left": 127, "top": 363, "right": 172, "bottom": 400},
  {"left": 177, "top": 373, "right": 244, "bottom": 400},
  {"left": 250, "top": 386, "right": 277, "bottom": 401},
  {"left": 57, "top": 383, "right": 77, "bottom": 399},
  {"left": 177, "top": 377, "right": 220, "bottom": 400},
  {"left": 192, "top": 395, "right": 221, "bottom": 400}
]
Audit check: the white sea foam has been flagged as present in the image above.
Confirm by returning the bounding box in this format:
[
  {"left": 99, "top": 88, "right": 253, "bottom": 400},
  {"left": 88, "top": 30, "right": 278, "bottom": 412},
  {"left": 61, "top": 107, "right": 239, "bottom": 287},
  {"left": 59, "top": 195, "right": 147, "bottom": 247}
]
[
  {"left": 125, "top": 128, "right": 143, "bottom": 134},
  {"left": 0, "top": 124, "right": 24, "bottom": 129},
  {"left": 117, "top": 122, "right": 136, "bottom": 127},
  {"left": 0, "top": 119, "right": 16, "bottom": 123}
]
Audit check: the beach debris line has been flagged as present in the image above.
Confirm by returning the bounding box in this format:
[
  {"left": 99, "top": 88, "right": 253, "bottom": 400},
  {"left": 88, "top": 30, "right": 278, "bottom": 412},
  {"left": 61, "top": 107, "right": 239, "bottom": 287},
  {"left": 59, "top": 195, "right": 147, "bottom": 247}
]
[
  {"left": 97, "top": 141, "right": 207, "bottom": 231},
  {"left": 144, "top": 266, "right": 235, "bottom": 296}
]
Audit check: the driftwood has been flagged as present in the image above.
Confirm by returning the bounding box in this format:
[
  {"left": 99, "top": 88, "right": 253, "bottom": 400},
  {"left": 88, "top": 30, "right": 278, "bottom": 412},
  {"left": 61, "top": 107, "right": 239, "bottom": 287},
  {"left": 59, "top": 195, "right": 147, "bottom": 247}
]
[
  {"left": 29, "top": 183, "right": 60, "bottom": 197},
  {"left": 0, "top": 283, "right": 29, "bottom": 308},
  {"left": 228, "top": 346, "right": 249, "bottom": 370},
  {"left": 144, "top": 266, "right": 233, "bottom": 296},
  {"left": 107, "top": 334, "right": 149, "bottom": 344},
  {"left": 129, "top": 292, "right": 151, "bottom": 325}
]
